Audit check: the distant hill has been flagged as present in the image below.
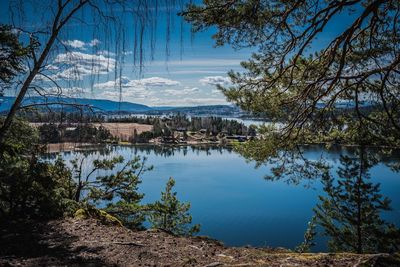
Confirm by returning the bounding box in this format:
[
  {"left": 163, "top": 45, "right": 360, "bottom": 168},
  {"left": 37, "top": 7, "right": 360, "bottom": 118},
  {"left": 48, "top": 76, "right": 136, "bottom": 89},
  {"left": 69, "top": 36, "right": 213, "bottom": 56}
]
[
  {"left": 0, "top": 96, "right": 242, "bottom": 116},
  {"left": 147, "top": 105, "right": 242, "bottom": 116},
  {"left": 0, "top": 96, "right": 152, "bottom": 113}
]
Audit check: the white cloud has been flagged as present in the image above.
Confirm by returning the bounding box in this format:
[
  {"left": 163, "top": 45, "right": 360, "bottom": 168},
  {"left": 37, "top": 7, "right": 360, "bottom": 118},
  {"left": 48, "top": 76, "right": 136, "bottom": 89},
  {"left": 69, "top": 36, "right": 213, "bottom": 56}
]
[
  {"left": 88, "top": 39, "right": 101, "bottom": 47},
  {"left": 132, "top": 77, "right": 180, "bottom": 87},
  {"left": 93, "top": 76, "right": 131, "bottom": 89},
  {"left": 97, "top": 88, "right": 151, "bottom": 101},
  {"left": 61, "top": 40, "right": 86, "bottom": 49},
  {"left": 51, "top": 51, "right": 115, "bottom": 80},
  {"left": 93, "top": 76, "right": 181, "bottom": 104},
  {"left": 97, "top": 50, "right": 116, "bottom": 57},
  {"left": 54, "top": 51, "right": 115, "bottom": 66},
  {"left": 61, "top": 39, "right": 101, "bottom": 50},
  {"left": 92, "top": 77, "right": 225, "bottom": 106},
  {"left": 94, "top": 77, "right": 180, "bottom": 89},
  {"left": 199, "top": 76, "right": 231, "bottom": 86},
  {"left": 163, "top": 87, "right": 199, "bottom": 96},
  {"left": 211, "top": 88, "right": 223, "bottom": 95},
  {"left": 45, "top": 64, "right": 59, "bottom": 71}
]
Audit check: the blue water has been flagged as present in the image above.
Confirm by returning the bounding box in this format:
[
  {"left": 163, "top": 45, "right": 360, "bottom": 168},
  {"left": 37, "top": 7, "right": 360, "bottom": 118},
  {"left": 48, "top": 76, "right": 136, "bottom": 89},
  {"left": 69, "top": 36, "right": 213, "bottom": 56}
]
[{"left": 55, "top": 145, "right": 400, "bottom": 251}]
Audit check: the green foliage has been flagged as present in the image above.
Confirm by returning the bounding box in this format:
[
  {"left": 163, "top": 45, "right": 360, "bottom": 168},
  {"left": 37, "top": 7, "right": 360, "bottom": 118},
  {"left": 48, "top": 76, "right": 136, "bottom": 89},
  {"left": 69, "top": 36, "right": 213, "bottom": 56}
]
[
  {"left": 109, "top": 114, "right": 252, "bottom": 142},
  {"left": 39, "top": 123, "right": 61, "bottom": 143},
  {"left": 0, "top": 119, "right": 153, "bottom": 228},
  {"left": 87, "top": 156, "right": 152, "bottom": 229},
  {"left": 0, "top": 119, "right": 67, "bottom": 219},
  {"left": 0, "top": 122, "right": 201, "bottom": 233},
  {"left": 314, "top": 149, "right": 400, "bottom": 253},
  {"left": 149, "top": 177, "right": 200, "bottom": 236},
  {"left": 295, "top": 216, "right": 317, "bottom": 253},
  {"left": 183, "top": 0, "right": 400, "bottom": 153},
  {"left": 38, "top": 123, "right": 111, "bottom": 144},
  {"left": 0, "top": 24, "right": 35, "bottom": 92}
]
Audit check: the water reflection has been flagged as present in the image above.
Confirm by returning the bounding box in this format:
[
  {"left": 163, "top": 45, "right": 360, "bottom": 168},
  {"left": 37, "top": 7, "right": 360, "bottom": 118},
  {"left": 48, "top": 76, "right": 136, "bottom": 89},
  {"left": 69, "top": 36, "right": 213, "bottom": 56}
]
[
  {"left": 312, "top": 147, "right": 399, "bottom": 253},
  {"left": 44, "top": 144, "right": 233, "bottom": 160},
  {"left": 45, "top": 144, "right": 400, "bottom": 251}
]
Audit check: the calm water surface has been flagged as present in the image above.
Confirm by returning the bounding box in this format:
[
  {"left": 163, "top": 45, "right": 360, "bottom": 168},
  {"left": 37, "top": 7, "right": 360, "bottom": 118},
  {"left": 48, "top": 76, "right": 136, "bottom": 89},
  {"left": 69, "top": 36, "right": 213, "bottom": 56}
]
[{"left": 55, "top": 145, "right": 400, "bottom": 251}]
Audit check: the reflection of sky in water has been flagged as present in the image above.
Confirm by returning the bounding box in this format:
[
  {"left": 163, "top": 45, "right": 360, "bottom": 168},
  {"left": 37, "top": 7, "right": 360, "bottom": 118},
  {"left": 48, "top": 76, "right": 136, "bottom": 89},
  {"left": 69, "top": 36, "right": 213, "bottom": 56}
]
[{"left": 50, "top": 145, "right": 400, "bottom": 252}]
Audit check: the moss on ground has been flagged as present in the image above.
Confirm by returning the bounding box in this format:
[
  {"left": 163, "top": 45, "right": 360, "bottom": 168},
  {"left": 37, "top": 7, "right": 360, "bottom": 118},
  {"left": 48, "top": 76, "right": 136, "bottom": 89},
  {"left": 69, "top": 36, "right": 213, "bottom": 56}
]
[{"left": 74, "top": 207, "right": 123, "bottom": 227}]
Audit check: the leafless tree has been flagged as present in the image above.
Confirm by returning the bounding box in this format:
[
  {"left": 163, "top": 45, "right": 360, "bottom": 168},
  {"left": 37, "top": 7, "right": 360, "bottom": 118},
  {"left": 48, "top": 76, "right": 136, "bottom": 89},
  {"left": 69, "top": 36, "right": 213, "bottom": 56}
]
[{"left": 0, "top": 0, "right": 185, "bottom": 142}]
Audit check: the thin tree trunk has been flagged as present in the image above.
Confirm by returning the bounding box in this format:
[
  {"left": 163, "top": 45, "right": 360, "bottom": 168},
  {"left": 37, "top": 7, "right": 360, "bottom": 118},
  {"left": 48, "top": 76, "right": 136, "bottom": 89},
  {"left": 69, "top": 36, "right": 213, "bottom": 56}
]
[
  {"left": 0, "top": 0, "right": 89, "bottom": 142},
  {"left": 356, "top": 146, "right": 365, "bottom": 254},
  {"left": 75, "top": 182, "right": 82, "bottom": 202},
  {"left": 0, "top": 31, "right": 59, "bottom": 143}
]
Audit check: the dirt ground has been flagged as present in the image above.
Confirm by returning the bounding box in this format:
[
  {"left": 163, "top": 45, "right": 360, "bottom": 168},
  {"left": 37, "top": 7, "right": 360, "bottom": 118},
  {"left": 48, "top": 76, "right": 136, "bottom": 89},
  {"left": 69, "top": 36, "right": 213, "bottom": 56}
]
[{"left": 1, "top": 218, "right": 398, "bottom": 267}]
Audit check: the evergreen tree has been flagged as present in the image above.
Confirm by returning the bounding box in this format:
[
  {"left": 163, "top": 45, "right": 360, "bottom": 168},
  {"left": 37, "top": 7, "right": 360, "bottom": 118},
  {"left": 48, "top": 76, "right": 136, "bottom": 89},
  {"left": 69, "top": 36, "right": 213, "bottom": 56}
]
[
  {"left": 69, "top": 155, "right": 152, "bottom": 229},
  {"left": 149, "top": 177, "right": 200, "bottom": 236},
  {"left": 0, "top": 119, "right": 67, "bottom": 220},
  {"left": 0, "top": 24, "right": 34, "bottom": 94},
  {"left": 183, "top": 0, "right": 400, "bottom": 154},
  {"left": 314, "top": 148, "right": 400, "bottom": 253},
  {"left": 295, "top": 216, "right": 317, "bottom": 253}
]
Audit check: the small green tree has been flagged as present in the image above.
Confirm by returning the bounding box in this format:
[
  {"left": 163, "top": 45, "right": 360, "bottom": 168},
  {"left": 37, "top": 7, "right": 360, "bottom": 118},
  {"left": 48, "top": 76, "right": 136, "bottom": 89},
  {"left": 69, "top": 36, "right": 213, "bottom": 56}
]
[
  {"left": 314, "top": 149, "right": 400, "bottom": 253},
  {"left": 89, "top": 156, "right": 152, "bottom": 229},
  {"left": 149, "top": 177, "right": 200, "bottom": 236},
  {"left": 69, "top": 155, "right": 152, "bottom": 229},
  {"left": 295, "top": 216, "right": 317, "bottom": 253}
]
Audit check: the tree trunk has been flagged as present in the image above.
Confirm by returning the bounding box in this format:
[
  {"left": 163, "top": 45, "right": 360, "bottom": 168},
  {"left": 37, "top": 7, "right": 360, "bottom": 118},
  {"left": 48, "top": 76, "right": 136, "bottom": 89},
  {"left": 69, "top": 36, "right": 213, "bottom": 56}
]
[
  {"left": 75, "top": 182, "right": 82, "bottom": 202},
  {"left": 356, "top": 146, "right": 365, "bottom": 254},
  {"left": 0, "top": 0, "right": 89, "bottom": 142},
  {"left": 0, "top": 30, "right": 59, "bottom": 143}
]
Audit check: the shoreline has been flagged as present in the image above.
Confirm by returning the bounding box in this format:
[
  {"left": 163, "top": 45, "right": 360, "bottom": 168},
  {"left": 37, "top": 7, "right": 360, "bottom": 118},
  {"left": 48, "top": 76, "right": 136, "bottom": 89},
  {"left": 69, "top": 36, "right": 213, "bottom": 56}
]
[{"left": 42, "top": 141, "right": 400, "bottom": 153}]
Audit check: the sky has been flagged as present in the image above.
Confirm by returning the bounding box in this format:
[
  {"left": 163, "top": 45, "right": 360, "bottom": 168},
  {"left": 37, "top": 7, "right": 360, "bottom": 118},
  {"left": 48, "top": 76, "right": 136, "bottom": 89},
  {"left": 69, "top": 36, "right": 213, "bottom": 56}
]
[{"left": 0, "top": 0, "right": 362, "bottom": 107}]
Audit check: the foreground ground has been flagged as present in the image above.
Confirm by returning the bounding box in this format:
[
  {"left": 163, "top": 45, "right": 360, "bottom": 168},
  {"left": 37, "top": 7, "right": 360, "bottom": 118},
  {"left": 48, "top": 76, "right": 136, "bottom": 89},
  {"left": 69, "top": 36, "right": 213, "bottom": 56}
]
[{"left": 1, "top": 218, "right": 398, "bottom": 267}]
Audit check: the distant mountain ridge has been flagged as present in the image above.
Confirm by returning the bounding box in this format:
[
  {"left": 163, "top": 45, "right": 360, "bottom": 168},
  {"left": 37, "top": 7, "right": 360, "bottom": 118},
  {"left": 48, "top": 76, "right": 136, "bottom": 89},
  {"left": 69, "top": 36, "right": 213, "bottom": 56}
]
[
  {"left": 0, "top": 96, "right": 377, "bottom": 118},
  {"left": 0, "top": 96, "right": 239, "bottom": 115},
  {"left": 0, "top": 96, "right": 152, "bottom": 113}
]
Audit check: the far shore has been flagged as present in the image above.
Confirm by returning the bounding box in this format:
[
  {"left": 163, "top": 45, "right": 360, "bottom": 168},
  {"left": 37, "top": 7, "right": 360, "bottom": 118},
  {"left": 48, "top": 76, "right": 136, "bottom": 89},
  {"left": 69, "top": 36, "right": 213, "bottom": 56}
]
[
  {"left": 42, "top": 141, "right": 400, "bottom": 153},
  {"left": 43, "top": 141, "right": 231, "bottom": 153}
]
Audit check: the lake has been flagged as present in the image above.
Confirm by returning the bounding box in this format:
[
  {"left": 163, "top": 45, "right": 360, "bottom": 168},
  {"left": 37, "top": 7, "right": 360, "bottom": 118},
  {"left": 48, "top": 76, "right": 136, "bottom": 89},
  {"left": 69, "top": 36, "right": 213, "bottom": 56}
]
[{"left": 53, "top": 144, "right": 400, "bottom": 251}]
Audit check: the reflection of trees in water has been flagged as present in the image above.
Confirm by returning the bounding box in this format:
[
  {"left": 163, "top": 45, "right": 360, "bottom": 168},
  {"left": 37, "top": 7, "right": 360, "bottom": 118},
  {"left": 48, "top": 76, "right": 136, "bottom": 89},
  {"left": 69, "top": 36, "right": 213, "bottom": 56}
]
[
  {"left": 126, "top": 144, "right": 231, "bottom": 157},
  {"left": 313, "top": 147, "right": 400, "bottom": 253},
  {"left": 44, "top": 144, "right": 233, "bottom": 160},
  {"left": 256, "top": 145, "right": 400, "bottom": 252},
  {"left": 262, "top": 145, "right": 400, "bottom": 187}
]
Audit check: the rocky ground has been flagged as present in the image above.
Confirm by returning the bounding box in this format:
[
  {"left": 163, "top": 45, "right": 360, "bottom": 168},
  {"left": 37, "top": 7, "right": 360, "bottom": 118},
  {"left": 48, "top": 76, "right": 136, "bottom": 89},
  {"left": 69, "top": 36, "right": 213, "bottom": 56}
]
[{"left": 1, "top": 218, "right": 398, "bottom": 267}]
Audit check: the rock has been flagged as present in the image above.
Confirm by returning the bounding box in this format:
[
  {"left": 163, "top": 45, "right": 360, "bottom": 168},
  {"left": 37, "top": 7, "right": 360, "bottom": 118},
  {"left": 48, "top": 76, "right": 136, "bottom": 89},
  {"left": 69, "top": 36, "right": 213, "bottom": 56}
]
[{"left": 74, "top": 207, "right": 123, "bottom": 227}]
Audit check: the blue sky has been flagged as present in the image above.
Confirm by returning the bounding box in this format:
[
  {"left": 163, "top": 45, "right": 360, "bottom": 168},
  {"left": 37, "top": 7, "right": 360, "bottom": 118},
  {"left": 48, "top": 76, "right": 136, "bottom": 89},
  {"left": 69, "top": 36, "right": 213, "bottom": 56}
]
[{"left": 0, "top": 0, "right": 362, "bottom": 107}]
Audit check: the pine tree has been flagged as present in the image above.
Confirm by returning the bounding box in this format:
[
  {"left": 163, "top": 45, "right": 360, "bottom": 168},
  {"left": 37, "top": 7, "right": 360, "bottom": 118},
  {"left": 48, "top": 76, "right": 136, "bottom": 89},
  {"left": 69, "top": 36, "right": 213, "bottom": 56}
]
[
  {"left": 314, "top": 148, "right": 400, "bottom": 253},
  {"left": 88, "top": 156, "right": 152, "bottom": 230},
  {"left": 295, "top": 216, "right": 317, "bottom": 253},
  {"left": 149, "top": 177, "right": 200, "bottom": 236},
  {"left": 68, "top": 155, "right": 152, "bottom": 229}
]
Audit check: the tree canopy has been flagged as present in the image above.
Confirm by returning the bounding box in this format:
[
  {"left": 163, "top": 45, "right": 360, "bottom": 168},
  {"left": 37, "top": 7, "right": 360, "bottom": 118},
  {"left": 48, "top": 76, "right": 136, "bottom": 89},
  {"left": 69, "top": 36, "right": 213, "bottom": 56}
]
[{"left": 183, "top": 0, "right": 400, "bottom": 150}]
